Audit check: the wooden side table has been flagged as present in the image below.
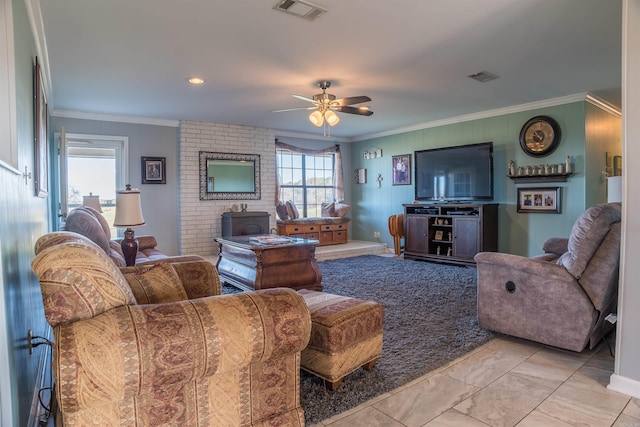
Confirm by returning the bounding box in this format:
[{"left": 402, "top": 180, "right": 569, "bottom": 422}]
[{"left": 215, "top": 235, "right": 322, "bottom": 292}]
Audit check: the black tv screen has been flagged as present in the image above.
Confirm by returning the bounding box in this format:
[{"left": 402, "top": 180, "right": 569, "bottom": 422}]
[{"left": 414, "top": 142, "right": 494, "bottom": 202}]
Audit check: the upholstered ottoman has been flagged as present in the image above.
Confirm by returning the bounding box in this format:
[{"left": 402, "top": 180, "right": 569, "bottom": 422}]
[{"left": 298, "top": 289, "right": 384, "bottom": 390}]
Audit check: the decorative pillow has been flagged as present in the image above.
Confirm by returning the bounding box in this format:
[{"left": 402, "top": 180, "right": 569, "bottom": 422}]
[
  {"left": 122, "top": 263, "right": 189, "bottom": 304},
  {"left": 276, "top": 202, "right": 290, "bottom": 220},
  {"left": 285, "top": 200, "right": 299, "bottom": 219},
  {"left": 333, "top": 202, "right": 351, "bottom": 217},
  {"left": 321, "top": 202, "right": 336, "bottom": 217},
  {"left": 31, "top": 241, "right": 136, "bottom": 327}
]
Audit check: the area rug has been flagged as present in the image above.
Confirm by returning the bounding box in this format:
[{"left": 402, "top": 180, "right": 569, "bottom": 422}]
[{"left": 223, "top": 255, "right": 495, "bottom": 424}]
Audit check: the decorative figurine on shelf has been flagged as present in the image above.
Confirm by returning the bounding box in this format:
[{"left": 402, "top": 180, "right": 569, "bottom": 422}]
[
  {"left": 517, "top": 166, "right": 524, "bottom": 176},
  {"left": 558, "top": 163, "right": 565, "bottom": 174},
  {"left": 436, "top": 246, "right": 441, "bottom": 255},
  {"left": 565, "top": 156, "right": 572, "bottom": 174},
  {"left": 447, "top": 247, "right": 452, "bottom": 256},
  {"left": 448, "top": 232, "right": 452, "bottom": 241},
  {"left": 508, "top": 160, "right": 515, "bottom": 176}
]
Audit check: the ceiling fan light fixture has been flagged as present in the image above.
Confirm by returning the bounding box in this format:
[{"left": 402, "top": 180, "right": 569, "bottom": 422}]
[
  {"left": 324, "top": 110, "right": 340, "bottom": 126},
  {"left": 309, "top": 110, "right": 324, "bottom": 127}
]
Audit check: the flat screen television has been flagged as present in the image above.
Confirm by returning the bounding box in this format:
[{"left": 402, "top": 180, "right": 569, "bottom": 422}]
[{"left": 414, "top": 142, "right": 494, "bottom": 202}]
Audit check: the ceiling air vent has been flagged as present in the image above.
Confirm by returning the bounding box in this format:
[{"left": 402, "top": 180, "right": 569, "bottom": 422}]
[
  {"left": 468, "top": 71, "right": 499, "bottom": 83},
  {"left": 273, "top": 0, "right": 327, "bottom": 21}
]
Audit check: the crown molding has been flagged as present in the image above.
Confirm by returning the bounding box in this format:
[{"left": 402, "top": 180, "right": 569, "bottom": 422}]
[
  {"left": 585, "top": 94, "right": 622, "bottom": 117},
  {"left": 351, "top": 93, "right": 617, "bottom": 142},
  {"left": 51, "top": 109, "right": 180, "bottom": 127},
  {"left": 24, "top": 0, "right": 52, "bottom": 103}
]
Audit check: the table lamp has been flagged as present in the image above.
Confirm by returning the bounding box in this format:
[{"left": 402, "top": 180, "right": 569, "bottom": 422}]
[
  {"left": 82, "top": 193, "right": 103, "bottom": 212},
  {"left": 113, "top": 184, "right": 145, "bottom": 266}
]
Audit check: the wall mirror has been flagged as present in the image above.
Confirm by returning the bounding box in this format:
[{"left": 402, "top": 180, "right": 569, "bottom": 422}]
[{"left": 199, "top": 151, "right": 261, "bottom": 200}]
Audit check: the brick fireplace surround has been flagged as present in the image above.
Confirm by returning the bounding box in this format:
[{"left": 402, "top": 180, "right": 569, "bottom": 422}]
[{"left": 179, "top": 121, "right": 276, "bottom": 255}]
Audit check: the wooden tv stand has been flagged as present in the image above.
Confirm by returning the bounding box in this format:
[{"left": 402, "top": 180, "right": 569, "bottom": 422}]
[{"left": 403, "top": 203, "right": 498, "bottom": 265}]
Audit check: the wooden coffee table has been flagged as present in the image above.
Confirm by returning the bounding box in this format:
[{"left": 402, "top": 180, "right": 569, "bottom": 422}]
[{"left": 215, "top": 235, "right": 322, "bottom": 292}]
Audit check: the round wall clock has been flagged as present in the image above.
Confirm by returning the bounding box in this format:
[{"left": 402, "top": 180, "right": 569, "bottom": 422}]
[{"left": 519, "top": 116, "right": 561, "bottom": 157}]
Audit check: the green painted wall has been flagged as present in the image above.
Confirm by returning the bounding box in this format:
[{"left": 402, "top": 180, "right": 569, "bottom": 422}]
[{"left": 350, "top": 101, "right": 620, "bottom": 257}]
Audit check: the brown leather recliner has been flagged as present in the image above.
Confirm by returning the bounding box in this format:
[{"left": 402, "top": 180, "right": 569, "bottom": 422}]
[
  {"left": 63, "top": 206, "right": 202, "bottom": 267},
  {"left": 475, "top": 202, "right": 621, "bottom": 352}
]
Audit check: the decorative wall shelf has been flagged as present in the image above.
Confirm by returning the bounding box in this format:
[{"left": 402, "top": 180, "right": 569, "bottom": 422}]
[{"left": 508, "top": 173, "right": 572, "bottom": 183}]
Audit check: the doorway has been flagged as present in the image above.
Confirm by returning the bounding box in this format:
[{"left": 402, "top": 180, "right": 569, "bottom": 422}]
[{"left": 56, "top": 131, "right": 129, "bottom": 236}]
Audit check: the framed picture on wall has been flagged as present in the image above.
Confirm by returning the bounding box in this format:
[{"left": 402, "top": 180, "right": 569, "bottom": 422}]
[
  {"left": 392, "top": 154, "right": 411, "bottom": 185},
  {"left": 34, "top": 57, "right": 48, "bottom": 197},
  {"left": 141, "top": 156, "right": 166, "bottom": 184},
  {"left": 517, "top": 187, "right": 561, "bottom": 213}
]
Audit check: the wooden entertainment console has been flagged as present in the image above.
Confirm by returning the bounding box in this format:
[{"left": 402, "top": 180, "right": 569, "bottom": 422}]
[{"left": 403, "top": 203, "right": 498, "bottom": 265}]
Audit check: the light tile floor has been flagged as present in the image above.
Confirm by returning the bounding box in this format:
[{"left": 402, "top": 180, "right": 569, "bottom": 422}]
[
  {"left": 313, "top": 334, "right": 640, "bottom": 427},
  {"left": 207, "top": 242, "right": 637, "bottom": 426}
]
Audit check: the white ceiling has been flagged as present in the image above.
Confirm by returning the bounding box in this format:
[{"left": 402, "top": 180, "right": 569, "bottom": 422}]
[{"left": 38, "top": 0, "right": 622, "bottom": 141}]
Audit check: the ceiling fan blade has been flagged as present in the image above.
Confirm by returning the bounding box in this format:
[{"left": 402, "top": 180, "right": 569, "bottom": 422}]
[
  {"left": 292, "top": 94, "right": 318, "bottom": 104},
  {"left": 272, "top": 106, "right": 318, "bottom": 113},
  {"left": 335, "top": 105, "right": 374, "bottom": 116},
  {"left": 334, "top": 96, "right": 371, "bottom": 106}
]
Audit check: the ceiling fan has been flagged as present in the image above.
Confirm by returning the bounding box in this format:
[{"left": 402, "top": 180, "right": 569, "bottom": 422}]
[{"left": 273, "top": 81, "right": 373, "bottom": 129}]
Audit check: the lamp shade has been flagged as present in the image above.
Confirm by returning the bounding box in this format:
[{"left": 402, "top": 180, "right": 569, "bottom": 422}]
[
  {"left": 324, "top": 110, "right": 340, "bottom": 126},
  {"left": 82, "top": 193, "right": 103, "bottom": 213},
  {"left": 309, "top": 110, "right": 324, "bottom": 127},
  {"left": 113, "top": 187, "right": 145, "bottom": 227},
  {"left": 607, "top": 176, "right": 622, "bottom": 203}
]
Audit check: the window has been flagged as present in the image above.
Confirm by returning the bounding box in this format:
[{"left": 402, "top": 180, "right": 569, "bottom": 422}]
[
  {"left": 58, "top": 132, "right": 128, "bottom": 236},
  {"left": 277, "top": 149, "right": 334, "bottom": 217},
  {"left": 453, "top": 171, "right": 472, "bottom": 197}
]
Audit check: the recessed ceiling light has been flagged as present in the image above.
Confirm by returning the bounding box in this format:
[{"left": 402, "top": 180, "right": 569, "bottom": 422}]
[{"left": 188, "top": 77, "right": 205, "bottom": 85}]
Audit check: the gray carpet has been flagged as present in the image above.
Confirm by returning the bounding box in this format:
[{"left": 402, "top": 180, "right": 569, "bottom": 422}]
[{"left": 223, "top": 255, "right": 495, "bottom": 424}]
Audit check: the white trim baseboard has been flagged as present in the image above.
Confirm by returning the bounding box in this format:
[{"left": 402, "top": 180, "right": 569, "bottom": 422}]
[{"left": 608, "top": 373, "right": 640, "bottom": 399}]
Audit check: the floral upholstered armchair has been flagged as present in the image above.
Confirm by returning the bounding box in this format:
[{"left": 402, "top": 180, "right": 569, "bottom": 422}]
[
  {"left": 32, "top": 231, "right": 311, "bottom": 426},
  {"left": 475, "top": 202, "right": 621, "bottom": 352}
]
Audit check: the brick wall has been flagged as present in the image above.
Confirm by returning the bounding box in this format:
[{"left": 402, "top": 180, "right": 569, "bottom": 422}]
[{"left": 179, "top": 121, "right": 276, "bottom": 255}]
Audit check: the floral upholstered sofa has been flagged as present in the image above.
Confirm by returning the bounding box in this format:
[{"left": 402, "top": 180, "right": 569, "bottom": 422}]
[{"left": 32, "top": 231, "right": 312, "bottom": 426}]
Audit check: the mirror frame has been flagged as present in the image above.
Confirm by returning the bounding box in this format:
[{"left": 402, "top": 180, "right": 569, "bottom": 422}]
[{"left": 199, "top": 151, "right": 261, "bottom": 200}]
